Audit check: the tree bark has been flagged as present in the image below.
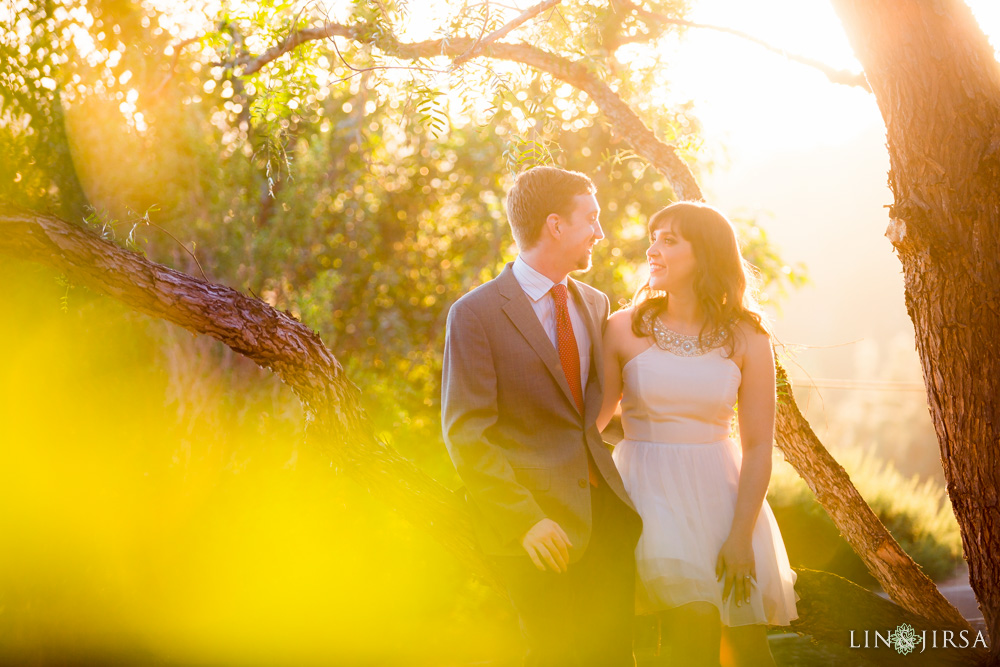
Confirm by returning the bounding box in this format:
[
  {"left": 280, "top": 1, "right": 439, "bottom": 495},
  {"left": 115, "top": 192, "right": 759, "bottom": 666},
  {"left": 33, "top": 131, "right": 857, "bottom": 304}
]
[{"left": 830, "top": 0, "right": 1000, "bottom": 659}]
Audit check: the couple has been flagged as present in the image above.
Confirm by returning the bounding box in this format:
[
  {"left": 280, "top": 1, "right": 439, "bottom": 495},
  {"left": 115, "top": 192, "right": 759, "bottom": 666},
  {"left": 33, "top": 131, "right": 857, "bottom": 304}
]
[{"left": 441, "top": 166, "right": 798, "bottom": 666}]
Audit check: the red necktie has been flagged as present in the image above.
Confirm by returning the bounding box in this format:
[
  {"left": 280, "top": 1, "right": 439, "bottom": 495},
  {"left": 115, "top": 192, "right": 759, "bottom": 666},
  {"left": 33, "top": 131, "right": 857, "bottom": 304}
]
[{"left": 551, "top": 284, "right": 599, "bottom": 486}]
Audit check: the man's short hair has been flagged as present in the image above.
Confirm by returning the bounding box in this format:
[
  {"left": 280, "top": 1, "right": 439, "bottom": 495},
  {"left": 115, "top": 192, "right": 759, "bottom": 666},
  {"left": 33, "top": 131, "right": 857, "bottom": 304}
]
[{"left": 505, "top": 166, "right": 596, "bottom": 250}]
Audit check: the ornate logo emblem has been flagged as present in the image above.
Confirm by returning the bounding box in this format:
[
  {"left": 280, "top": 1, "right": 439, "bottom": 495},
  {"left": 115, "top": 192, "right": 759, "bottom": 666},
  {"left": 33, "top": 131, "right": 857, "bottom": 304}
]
[{"left": 889, "top": 623, "right": 923, "bottom": 655}]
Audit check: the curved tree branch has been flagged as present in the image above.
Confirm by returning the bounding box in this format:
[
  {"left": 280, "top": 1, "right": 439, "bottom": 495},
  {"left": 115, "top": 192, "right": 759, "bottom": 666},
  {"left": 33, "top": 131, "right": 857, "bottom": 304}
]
[
  {"left": 238, "top": 23, "right": 356, "bottom": 76},
  {"left": 453, "top": 0, "right": 563, "bottom": 66},
  {"left": 0, "top": 207, "right": 503, "bottom": 594},
  {"left": 219, "top": 18, "right": 968, "bottom": 628},
  {"left": 232, "top": 24, "right": 704, "bottom": 200},
  {"left": 401, "top": 37, "right": 704, "bottom": 200}
]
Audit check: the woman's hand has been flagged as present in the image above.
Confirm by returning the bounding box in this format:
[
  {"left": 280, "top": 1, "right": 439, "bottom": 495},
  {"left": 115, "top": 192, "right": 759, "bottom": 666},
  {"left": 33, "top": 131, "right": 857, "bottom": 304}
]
[{"left": 715, "top": 532, "right": 757, "bottom": 607}]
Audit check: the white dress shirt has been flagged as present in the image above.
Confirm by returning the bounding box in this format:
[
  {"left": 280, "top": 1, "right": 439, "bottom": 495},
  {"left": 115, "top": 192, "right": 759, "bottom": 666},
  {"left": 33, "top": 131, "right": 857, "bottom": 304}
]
[{"left": 512, "top": 255, "right": 591, "bottom": 389}]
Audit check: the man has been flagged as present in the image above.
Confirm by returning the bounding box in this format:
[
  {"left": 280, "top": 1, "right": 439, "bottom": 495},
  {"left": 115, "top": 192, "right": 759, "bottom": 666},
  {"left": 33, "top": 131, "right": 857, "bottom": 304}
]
[{"left": 442, "top": 166, "right": 642, "bottom": 666}]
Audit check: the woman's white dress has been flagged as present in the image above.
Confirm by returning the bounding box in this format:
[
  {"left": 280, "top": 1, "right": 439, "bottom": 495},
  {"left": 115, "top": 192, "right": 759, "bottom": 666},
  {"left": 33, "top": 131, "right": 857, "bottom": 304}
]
[{"left": 612, "top": 321, "right": 799, "bottom": 626}]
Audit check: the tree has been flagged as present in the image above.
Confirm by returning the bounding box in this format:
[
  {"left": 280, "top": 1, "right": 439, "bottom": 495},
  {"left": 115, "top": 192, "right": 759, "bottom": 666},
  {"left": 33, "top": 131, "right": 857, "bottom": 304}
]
[
  {"left": 199, "top": 0, "right": 968, "bottom": 630},
  {"left": 0, "top": 0, "right": 985, "bottom": 658},
  {"left": 830, "top": 0, "right": 1000, "bottom": 661},
  {"left": 0, "top": 1, "right": 92, "bottom": 219}
]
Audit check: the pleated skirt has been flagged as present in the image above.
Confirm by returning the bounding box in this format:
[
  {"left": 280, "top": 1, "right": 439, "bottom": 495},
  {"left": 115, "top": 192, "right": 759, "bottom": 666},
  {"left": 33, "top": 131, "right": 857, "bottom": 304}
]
[{"left": 613, "top": 437, "right": 799, "bottom": 626}]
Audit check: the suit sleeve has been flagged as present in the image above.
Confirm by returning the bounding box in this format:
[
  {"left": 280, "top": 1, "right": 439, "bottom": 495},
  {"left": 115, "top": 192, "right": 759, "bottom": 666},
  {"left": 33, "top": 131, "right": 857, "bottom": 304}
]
[
  {"left": 442, "top": 301, "right": 546, "bottom": 547},
  {"left": 599, "top": 291, "right": 611, "bottom": 333}
]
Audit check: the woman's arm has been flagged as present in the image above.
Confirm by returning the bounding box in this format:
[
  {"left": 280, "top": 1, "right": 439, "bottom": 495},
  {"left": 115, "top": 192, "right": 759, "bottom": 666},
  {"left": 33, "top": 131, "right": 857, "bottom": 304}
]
[
  {"left": 597, "top": 310, "right": 629, "bottom": 432},
  {"left": 716, "top": 325, "right": 776, "bottom": 607}
]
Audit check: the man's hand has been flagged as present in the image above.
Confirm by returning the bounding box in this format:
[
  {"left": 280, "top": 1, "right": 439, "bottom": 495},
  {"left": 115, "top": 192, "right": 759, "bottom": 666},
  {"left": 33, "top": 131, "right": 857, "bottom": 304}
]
[{"left": 521, "top": 518, "right": 573, "bottom": 573}]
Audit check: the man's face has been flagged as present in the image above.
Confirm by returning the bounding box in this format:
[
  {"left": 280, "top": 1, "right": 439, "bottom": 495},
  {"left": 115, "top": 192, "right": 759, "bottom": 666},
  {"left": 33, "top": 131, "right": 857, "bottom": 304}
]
[{"left": 557, "top": 193, "right": 604, "bottom": 272}]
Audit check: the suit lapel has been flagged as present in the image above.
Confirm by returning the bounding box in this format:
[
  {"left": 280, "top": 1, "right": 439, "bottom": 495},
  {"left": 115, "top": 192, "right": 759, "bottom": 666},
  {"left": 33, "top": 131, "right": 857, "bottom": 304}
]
[
  {"left": 497, "top": 265, "right": 578, "bottom": 411},
  {"left": 568, "top": 278, "right": 605, "bottom": 408}
]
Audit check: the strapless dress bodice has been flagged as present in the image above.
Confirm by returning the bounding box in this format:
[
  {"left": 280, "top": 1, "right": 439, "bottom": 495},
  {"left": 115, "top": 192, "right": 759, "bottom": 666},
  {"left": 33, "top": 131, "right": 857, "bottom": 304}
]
[{"left": 620, "top": 342, "right": 741, "bottom": 445}]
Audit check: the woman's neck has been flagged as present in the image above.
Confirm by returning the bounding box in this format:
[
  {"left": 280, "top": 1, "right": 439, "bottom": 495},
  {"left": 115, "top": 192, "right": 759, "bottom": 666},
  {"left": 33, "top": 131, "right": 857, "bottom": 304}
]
[{"left": 662, "top": 290, "right": 703, "bottom": 332}]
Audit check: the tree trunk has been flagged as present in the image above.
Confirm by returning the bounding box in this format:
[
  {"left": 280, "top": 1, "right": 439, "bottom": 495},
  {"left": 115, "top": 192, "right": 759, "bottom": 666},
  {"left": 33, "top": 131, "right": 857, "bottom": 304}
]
[
  {"left": 48, "top": 90, "right": 93, "bottom": 222},
  {"left": 830, "top": 0, "right": 1000, "bottom": 660}
]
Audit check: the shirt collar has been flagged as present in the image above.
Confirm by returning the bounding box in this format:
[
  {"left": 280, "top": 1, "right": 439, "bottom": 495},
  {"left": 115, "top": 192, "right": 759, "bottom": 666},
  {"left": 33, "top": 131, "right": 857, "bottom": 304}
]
[{"left": 512, "top": 255, "right": 568, "bottom": 303}]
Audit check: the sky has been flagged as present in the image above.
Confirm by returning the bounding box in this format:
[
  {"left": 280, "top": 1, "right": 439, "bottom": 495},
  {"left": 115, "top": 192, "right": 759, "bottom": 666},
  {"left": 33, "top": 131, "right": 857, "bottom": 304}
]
[{"left": 667, "top": 0, "right": 1000, "bottom": 160}]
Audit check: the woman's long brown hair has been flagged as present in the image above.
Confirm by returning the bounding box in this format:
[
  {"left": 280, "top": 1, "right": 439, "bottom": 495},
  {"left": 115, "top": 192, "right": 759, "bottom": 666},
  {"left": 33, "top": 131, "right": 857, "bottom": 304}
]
[{"left": 630, "top": 202, "right": 768, "bottom": 355}]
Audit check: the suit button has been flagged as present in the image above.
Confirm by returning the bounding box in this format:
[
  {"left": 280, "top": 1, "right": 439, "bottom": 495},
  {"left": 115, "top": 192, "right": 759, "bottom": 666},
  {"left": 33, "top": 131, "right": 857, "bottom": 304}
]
[{"left": 578, "top": 479, "right": 587, "bottom": 488}]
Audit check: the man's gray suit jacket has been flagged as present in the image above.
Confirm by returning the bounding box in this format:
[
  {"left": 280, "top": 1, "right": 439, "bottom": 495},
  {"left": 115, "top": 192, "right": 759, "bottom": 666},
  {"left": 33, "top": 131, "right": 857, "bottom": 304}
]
[{"left": 442, "top": 263, "right": 640, "bottom": 562}]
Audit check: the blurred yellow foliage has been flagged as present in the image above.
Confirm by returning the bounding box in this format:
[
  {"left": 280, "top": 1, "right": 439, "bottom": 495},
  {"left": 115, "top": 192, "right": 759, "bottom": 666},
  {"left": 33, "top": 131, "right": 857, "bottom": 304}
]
[{"left": 0, "top": 264, "right": 516, "bottom": 665}]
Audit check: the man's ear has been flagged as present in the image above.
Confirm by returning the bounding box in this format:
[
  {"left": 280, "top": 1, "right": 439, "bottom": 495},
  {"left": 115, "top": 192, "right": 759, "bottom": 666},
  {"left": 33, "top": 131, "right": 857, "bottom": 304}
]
[{"left": 544, "top": 212, "right": 562, "bottom": 240}]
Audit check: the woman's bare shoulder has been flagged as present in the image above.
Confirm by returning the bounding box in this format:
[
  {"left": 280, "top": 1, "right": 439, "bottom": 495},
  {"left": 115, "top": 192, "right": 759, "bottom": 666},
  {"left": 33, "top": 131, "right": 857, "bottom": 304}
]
[
  {"left": 603, "top": 307, "right": 633, "bottom": 349},
  {"left": 732, "top": 316, "right": 772, "bottom": 362},
  {"left": 606, "top": 306, "right": 640, "bottom": 338},
  {"left": 608, "top": 306, "right": 634, "bottom": 326}
]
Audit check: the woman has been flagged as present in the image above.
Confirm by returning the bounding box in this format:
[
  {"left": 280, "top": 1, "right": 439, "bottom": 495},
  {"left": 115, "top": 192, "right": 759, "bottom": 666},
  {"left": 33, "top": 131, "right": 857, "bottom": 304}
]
[{"left": 598, "top": 202, "right": 798, "bottom": 666}]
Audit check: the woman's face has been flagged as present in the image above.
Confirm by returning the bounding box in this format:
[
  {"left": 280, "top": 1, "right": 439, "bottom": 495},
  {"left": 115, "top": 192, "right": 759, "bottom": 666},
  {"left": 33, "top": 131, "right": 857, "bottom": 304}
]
[{"left": 646, "top": 221, "right": 697, "bottom": 293}]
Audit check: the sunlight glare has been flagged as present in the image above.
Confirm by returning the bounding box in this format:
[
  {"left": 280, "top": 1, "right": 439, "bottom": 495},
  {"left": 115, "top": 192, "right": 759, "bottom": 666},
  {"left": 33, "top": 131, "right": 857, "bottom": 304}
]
[{"left": 662, "top": 0, "right": 1000, "bottom": 163}]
